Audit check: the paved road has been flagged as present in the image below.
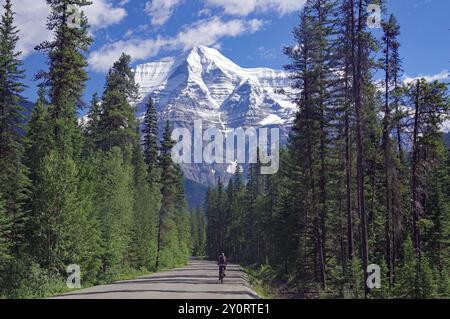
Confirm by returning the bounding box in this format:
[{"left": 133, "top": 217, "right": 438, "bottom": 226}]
[{"left": 54, "top": 260, "right": 259, "bottom": 299}]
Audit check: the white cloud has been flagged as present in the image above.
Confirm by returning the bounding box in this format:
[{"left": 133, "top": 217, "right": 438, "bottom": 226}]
[
  {"left": 88, "top": 17, "right": 265, "bottom": 73},
  {"left": 203, "top": 0, "right": 306, "bottom": 16},
  {"left": 403, "top": 70, "right": 450, "bottom": 84},
  {"left": 140, "top": 0, "right": 304, "bottom": 26},
  {"left": 6, "top": 0, "right": 51, "bottom": 56},
  {"left": 173, "top": 17, "right": 264, "bottom": 49},
  {"left": 4, "top": 0, "right": 127, "bottom": 57},
  {"left": 145, "top": 0, "right": 184, "bottom": 27},
  {"left": 85, "top": 0, "right": 127, "bottom": 30},
  {"left": 442, "top": 120, "right": 450, "bottom": 133},
  {"left": 88, "top": 37, "right": 167, "bottom": 73}
]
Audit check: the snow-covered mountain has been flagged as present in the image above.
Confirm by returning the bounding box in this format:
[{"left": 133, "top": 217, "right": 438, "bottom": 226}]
[{"left": 134, "top": 46, "right": 296, "bottom": 185}]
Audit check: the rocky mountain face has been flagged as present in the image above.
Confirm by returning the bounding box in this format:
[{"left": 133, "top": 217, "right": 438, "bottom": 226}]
[{"left": 134, "top": 46, "right": 295, "bottom": 186}]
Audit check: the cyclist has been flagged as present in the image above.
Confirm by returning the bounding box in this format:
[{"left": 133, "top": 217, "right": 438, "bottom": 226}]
[{"left": 217, "top": 252, "right": 227, "bottom": 282}]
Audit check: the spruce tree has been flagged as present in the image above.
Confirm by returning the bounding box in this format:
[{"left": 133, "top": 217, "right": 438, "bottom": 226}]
[
  {"left": 284, "top": 0, "right": 341, "bottom": 289},
  {"left": 381, "top": 14, "right": 403, "bottom": 288},
  {"left": 394, "top": 237, "right": 436, "bottom": 298},
  {"left": 407, "top": 79, "right": 449, "bottom": 264},
  {"left": 24, "top": 87, "right": 51, "bottom": 256},
  {"left": 190, "top": 208, "right": 200, "bottom": 256},
  {"left": 35, "top": 0, "right": 92, "bottom": 157},
  {"left": 98, "top": 53, "right": 139, "bottom": 162},
  {"left": 0, "top": 194, "right": 12, "bottom": 273},
  {"left": 196, "top": 208, "right": 207, "bottom": 257},
  {"left": 0, "top": 0, "right": 29, "bottom": 251},
  {"left": 143, "top": 97, "right": 160, "bottom": 182},
  {"left": 130, "top": 138, "right": 160, "bottom": 270},
  {"left": 91, "top": 147, "right": 134, "bottom": 275},
  {"left": 339, "top": 0, "right": 380, "bottom": 296},
  {"left": 32, "top": 151, "right": 84, "bottom": 274},
  {"left": 83, "top": 92, "right": 101, "bottom": 155},
  {"left": 25, "top": 87, "right": 50, "bottom": 183},
  {"left": 155, "top": 121, "right": 179, "bottom": 269},
  {"left": 30, "top": 0, "right": 96, "bottom": 278}
]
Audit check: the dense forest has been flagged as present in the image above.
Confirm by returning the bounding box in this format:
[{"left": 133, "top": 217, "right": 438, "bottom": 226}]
[
  {"left": 205, "top": 0, "right": 450, "bottom": 298},
  {"left": 0, "top": 0, "right": 194, "bottom": 298},
  {"left": 0, "top": 0, "right": 449, "bottom": 300}
]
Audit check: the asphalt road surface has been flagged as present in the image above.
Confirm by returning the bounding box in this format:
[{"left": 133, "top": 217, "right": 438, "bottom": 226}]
[{"left": 54, "top": 260, "right": 259, "bottom": 299}]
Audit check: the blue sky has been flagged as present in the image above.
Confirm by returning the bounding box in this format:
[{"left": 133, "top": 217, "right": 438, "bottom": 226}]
[{"left": 8, "top": 0, "right": 450, "bottom": 105}]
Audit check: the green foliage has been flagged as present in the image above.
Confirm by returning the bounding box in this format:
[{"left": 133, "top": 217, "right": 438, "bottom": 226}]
[
  {"left": 143, "top": 97, "right": 160, "bottom": 182},
  {"left": 436, "top": 268, "right": 450, "bottom": 298},
  {"left": 36, "top": 0, "right": 92, "bottom": 156},
  {"left": 393, "top": 238, "right": 418, "bottom": 298},
  {"left": 0, "top": 195, "right": 12, "bottom": 275},
  {"left": 0, "top": 0, "right": 193, "bottom": 299},
  {"left": 0, "top": 0, "right": 29, "bottom": 252},
  {"left": 31, "top": 151, "right": 94, "bottom": 276},
  {"left": 91, "top": 147, "right": 134, "bottom": 276},
  {"left": 204, "top": 1, "right": 449, "bottom": 300},
  {"left": 130, "top": 140, "right": 160, "bottom": 270},
  {"left": 155, "top": 121, "right": 191, "bottom": 269},
  {"left": 1, "top": 0, "right": 448, "bottom": 300},
  {"left": 5, "top": 259, "right": 67, "bottom": 299},
  {"left": 191, "top": 208, "right": 206, "bottom": 257},
  {"left": 393, "top": 237, "right": 437, "bottom": 299},
  {"left": 82, "top": 92, "right": 101, "bottom": 155},
  {"left": 25, "top": 87, "right": 51, "bottom": 182},
  {"left": 97, "top": 53, "right": 139, "bottom": 162}
]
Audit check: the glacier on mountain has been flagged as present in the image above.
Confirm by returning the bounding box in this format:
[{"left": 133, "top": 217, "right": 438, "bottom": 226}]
[{"left": 133, "top": 46, "right": 295, "bottom": 185}]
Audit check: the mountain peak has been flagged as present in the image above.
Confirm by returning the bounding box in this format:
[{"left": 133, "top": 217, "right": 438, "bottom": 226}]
[
  {"left": 186, "top": 45, "right": 221, "bottom": 56},
  {"left": 183, "top": 45, "right": 241, "bottom": 73},
  {"left": 133, "top": 47, "right": 295, "bottom": 185}
]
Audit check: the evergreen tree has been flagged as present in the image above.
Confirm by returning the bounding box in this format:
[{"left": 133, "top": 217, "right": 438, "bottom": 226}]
[
  {"left": 98, "top": 53, "right": 139, "bottom": 162},
  {"left": 0, "top": 194, "right": 12, "bottom": 273},
  {"left": 35, "top": 0, "right": 92, "bottom": 157},
  {"left": 0, "top": 0, "right": 29, "bottom": 251},
  {"left": 381, "top": 14, "right": 403, "bottom": 288},
  {"left": 143, "top": 97, "right": 159, "bottom": 182},
  {"left": 406, "top": 79, "right": 449, "bottom": 264},
  {"left": 422, "top": 140, "right": 449, "bottom": 276},
  {"left": 394, "top": 237, "right": 436, "bottom": 298},
  {"left": 32, "top": 151, "right": 90, "bottom": 275},
  {"left": 196, "top": 209, "right": 207, "bottom": 257},
  {"left": 24, "top": 87, "right": 51, "bottom": 256},
  {"left": 83, "top": 92, "right": 101, "bottom": 155},
  {"left": 190, "top": 208, "right": 200, "bottom": 255},
  {"left": 155, "top": 121, "right": 190, "bottom": 269},
  {"left": 284, "top": 0, "right": 341, "bottom": 289},
  {"left": 130, "top": 139, "right": 160, "bottom": 270},
  {"left": 190, "top": 207, "right": 207, "bottom": 257},
  {"left": 25, "top": 87, "right": 51, "bottom": 183},
  {"left": 91, "top": 147, "right": 134, "bottom": 275},
  {"left": 25, "top": 0, "right": 96, "bottom": 281}
]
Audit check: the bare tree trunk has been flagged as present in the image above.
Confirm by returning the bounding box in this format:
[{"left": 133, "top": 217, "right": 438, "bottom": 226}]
[
  {"left": 345, "top": 110, "right": 354, "bottom": 262},
  {"left": 351, "top": 0, "right": 369, "bottom": 297},
  {"left": 343, "top": 6, "right": 354, "bottom": 264},
  {"left": 411, "top": 80, "right": 422, "bottom": 268},
  {"left": 383, "top": 34, "right": 394, "bottom": 288}
]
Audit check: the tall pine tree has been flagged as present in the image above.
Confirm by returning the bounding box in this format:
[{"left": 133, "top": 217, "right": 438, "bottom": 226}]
[
  {"left": 35, "top": 0, "right": 92, "bottom": 157},
  {"left": 0, "top": 0, "right": 29, "bottom": 252},
  {"left": 143, "top": 97, "right": 160, "bottom": 182},
  {"left": 98, "top": 53, "right": 139, "bottom": 162}
]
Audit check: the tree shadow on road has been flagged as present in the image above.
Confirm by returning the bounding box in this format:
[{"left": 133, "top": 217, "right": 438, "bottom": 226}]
[{"left": 59, "top": 289, "right": 259, "bottom": 299}]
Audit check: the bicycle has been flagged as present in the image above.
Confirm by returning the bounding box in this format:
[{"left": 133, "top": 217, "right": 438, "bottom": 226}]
[{"left": 219, "top": 266, "right": 226, "bottom": 284}]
